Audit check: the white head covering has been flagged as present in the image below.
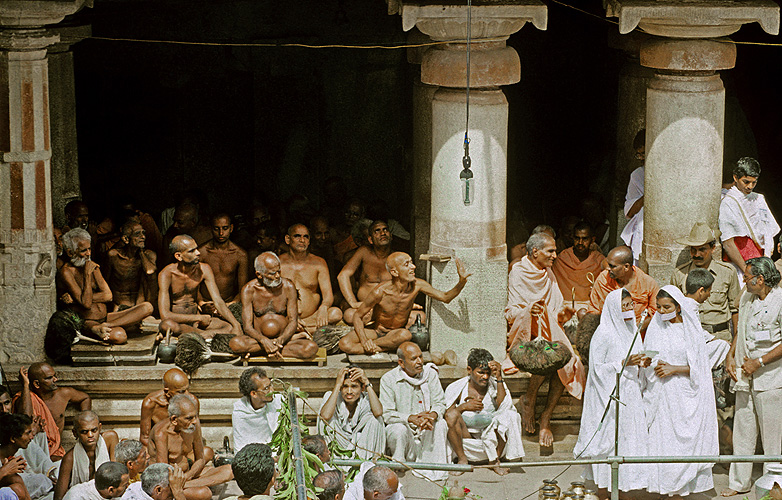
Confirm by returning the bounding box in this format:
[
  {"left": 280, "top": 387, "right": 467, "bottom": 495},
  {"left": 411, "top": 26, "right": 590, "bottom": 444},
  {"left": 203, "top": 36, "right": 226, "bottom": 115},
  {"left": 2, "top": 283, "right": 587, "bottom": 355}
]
[
  {"left": 645, "top": 284, "right": 715, "bottom": 422},
  {"left": 597, "top": 288, "right": 638, "bottom": 348}
]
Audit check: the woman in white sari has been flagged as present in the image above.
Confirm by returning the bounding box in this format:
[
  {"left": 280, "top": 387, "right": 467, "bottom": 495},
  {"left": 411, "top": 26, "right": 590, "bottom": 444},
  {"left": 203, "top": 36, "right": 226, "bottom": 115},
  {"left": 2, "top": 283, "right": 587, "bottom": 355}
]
[
  {"left": 574, "top": 288, "right": 649, "bottom": 496},
  {"left": 643, "top": 285, "right": 718, "bottom": 498}
]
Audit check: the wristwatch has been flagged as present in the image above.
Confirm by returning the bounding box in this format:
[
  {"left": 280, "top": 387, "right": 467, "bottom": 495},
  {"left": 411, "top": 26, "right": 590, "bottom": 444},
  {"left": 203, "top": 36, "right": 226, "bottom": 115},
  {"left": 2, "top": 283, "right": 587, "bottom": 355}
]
[{"left": 758, "top": 356, "right": 765, "bottom": 367}]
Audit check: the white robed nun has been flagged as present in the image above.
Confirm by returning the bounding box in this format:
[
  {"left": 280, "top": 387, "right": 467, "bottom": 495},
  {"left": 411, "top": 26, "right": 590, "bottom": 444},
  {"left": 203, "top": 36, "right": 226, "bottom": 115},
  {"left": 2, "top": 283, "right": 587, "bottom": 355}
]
[
  {"left": 643, "top": 285, "right": 718, "bottom": 496},
  {"left": 573, "top": 288, "right": 648, "bottom": 492}
]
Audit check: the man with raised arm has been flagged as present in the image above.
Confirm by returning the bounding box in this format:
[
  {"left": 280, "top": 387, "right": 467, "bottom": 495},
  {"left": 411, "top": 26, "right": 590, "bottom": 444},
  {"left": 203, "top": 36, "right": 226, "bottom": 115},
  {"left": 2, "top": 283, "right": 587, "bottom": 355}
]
[
  {"left": 338, "top": 252, "right": 469, "bottom": 355},
  {"left": 280, "top": 224, "right": 342, "bottom": 332},
  {"left": 14, "top": 364, "right": 91, "bottom": 461},
  {"left": 229, "top": 252, "right": 319, "bottom": 359},
  {"left": 58, "top": 228, "right": 153, "bottom": 343},
  {"left": 337, "top": 221, "right": 393, "bottom": 324},
  {"left": 157, "top": 235, "right": 241, "bottom": 338}
]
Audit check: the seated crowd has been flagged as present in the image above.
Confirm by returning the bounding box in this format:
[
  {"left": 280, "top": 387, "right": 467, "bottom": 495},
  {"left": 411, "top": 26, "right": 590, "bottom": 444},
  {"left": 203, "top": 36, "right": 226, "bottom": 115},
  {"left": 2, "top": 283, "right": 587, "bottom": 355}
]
[
  {"left": 23, "top": 155, "right": 780, "bottom": 500},
  {"left": 53, "top": 189, "right": 472, "bottom": 362}
]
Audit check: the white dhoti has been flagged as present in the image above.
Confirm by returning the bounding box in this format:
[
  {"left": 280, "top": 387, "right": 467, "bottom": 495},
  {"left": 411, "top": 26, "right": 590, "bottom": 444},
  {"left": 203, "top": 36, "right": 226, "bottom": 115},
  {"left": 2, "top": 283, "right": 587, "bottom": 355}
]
[
  {"left": 728, "top": 388, "right": 782, "bottom": 492},
  {"left": 318, "top": 391, "right": 386, "bottom": 460},
  {"left": 385, "top": 420, "right": 448, "bottom": 480},
  {"left": 443, "top": 376, "right": 524, "bottom": 463},
  {"left": 380, "top": 364, "right": 449, "bottom": 481}
]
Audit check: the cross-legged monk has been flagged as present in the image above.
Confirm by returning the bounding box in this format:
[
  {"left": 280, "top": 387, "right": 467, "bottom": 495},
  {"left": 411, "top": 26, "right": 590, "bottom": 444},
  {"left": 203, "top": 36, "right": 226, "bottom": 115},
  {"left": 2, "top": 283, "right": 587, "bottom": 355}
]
[
  {"left": 197, "top": 214, "right": 248, "bottom": 310},
  {"left": 54, "top": 411, "right": 118, "bottom": 500},
  {"left": 14, "top": 363, "right": 91, "bottom": 461},
  {"left": 104, "top": 221, "right": 158, "bottom": 311},
  {"left": 551, "top": 222, "right": 607, "bottom": 312},
  {"left": 280, "top": 224, "right": 342, "bottom": 332},
  {"left": 139, "top": 369, "right": 213, "bottom": 468},
  {"left": 444, "top": 349, "right": 524, "bottom": 475},
  {"left": 158, "top": 235, "right": 242, "bottom": 339},
  {"left": 229, "top": 252, "right": 319, "bottom": 359},
  {"left": 58, "top": 228, "right": 153, "bottom": 343},
  {"left": 338, "top": 220, "right": 394, "bottom": 324},
  {"left": 584, "top": 245, "right": 658, "bottom": 328},
  {"left": 338, "top": 252, "right": 470, "bottom": 355},
  {"left": 149, "top": 395, "right": 231, "bottom": 500},
  {"left": 504, "top": 233, "right": 586, "bottom": 447}
]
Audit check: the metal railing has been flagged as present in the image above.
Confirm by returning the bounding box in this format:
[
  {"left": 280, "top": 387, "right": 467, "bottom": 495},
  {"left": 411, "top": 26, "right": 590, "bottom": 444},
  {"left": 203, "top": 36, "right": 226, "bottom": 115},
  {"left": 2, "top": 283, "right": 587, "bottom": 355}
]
[{"left": 332, "top": 455, "right": 782, "bottom": 500}]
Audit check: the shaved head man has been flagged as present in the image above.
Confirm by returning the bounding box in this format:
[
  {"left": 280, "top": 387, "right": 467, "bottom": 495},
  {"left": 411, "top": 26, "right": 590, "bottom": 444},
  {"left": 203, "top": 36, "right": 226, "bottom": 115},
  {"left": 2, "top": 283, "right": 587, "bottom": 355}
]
[
  {"left": 54, "top": 411, "right": 119, "bottom": 500},
  {"left": 280, "top": 223, "right": 342, "bottom": 332},
  {"left": 197, "top": 214, "right": 249, "bottom": 308},
  {"left": 338, "top": 252, "right": 470, "bottom": 355},
  {"left": 157, "top": 235, "right": 242, "bottom": 339},
  {"left": 14, "top": 363, "right": 91, "bottom": 460},
  {"left": 585, "top": 245, "right": 658, "bottom": 326},
  {"left": 140, "top": 368, "right": 199, "bottom": 446},
  {"left": 230, "top": 251, "right": 320, "bottom": 360}
]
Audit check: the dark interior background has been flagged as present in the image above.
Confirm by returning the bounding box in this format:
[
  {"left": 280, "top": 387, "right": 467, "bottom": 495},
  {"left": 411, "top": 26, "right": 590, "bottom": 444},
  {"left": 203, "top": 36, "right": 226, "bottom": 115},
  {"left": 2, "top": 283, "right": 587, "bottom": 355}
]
[{"left": 69, "top": 0, "right": 782, "bottom": 246}]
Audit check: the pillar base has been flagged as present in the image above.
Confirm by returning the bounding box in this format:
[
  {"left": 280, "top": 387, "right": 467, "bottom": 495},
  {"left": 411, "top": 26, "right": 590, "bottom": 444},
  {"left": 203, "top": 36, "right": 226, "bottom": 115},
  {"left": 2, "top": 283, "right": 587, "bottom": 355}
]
[
  {"left": 428, "top": 248, "right": 507, "bottom": 368},
  {"left": 0, "top": 232, "right": 55, "bottom": 363}
]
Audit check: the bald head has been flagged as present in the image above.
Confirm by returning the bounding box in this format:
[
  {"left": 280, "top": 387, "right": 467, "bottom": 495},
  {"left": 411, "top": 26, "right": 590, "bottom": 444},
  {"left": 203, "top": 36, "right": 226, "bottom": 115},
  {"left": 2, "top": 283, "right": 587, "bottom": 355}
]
[
  {"left": 385, "top": 252, "right": 415, "bottom": 282},
  {"left": 287, "top": 223, "right": 307, "bottom": 237},
  {"left": 170, "top": 234, "right": 195, "bottom": 254},
  {"left": 28, "top": 362, "right": 50, "bottom": 383},
  {"left": 163, "top": 368, "right": 190, "bottom": 400},
  {"left": 75, "top": 410, "right": 100, "bottom": 430},
  {"left": 606, "top": 246, "right": 635, "bottom": 284},
  {"left": 607, "top": 246, "right": 633, "bottom": 265},
  {"left": 363, "top": 465, "right": 398, "bottom": 497}
]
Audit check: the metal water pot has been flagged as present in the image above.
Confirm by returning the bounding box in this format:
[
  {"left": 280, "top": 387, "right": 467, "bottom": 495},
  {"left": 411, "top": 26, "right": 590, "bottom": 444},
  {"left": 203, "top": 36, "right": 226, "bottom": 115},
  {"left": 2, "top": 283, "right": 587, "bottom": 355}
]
[{"left": 408, "top": 315, "right": 429, "bottom": 352}]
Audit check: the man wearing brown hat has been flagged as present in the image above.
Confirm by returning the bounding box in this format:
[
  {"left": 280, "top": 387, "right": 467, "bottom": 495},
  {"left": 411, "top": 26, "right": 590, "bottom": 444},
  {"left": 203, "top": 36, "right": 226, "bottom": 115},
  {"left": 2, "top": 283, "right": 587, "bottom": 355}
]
[
  {"left": 670, "top": 222, "right": 740, "bottom": 343},
  {"left": 670, "top": 222, "right": 740, "bottom": 454}
]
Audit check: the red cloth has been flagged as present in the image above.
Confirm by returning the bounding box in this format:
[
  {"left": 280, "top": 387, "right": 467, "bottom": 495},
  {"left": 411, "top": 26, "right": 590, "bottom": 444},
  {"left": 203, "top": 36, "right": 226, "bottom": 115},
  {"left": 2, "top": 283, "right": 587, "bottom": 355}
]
[
  {"left": 722, "top": 236, "right": 763, "bottom": 262},
  {"left": 13, "top": 391, "right": 63, "bottom": 458}
]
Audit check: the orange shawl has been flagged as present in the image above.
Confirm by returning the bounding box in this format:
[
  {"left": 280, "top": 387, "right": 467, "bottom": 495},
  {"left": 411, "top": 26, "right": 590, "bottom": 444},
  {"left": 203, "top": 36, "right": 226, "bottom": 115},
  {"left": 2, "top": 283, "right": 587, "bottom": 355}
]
[
  {"left": 13, "top": 391, "right": 63, "bottom": 458},
  {"left": 587, "top": 268, "right": 659, "bottom": 323},
  {"left": 551, "top": 248, "right": 606, "bottom": 304},
  {"left": 505, "top": 256, "right": 585, "bottom": 399}
]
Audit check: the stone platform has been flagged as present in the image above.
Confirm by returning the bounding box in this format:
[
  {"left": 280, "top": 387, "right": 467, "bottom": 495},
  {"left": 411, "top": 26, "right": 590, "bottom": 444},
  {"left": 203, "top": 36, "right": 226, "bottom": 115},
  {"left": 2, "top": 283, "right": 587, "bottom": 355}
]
[{"left": 3, "top": 355, "right": 582, "bottom": 453}]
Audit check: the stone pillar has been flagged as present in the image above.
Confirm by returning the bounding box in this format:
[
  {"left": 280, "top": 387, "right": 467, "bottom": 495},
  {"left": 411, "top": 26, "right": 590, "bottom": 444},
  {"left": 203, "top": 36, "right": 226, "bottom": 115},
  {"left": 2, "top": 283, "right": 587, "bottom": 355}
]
[
  {"left": 48, "top": 25, "right": 90, "bottom": 229},
  {"left": 388, "top": 1, "right": 547, "bottom": 365},
  {"left": 607, "top": 0, "right": 779, "bottom": 283},
  {"left": 0, "top": 1, "right": 89, "bottom": 362}
]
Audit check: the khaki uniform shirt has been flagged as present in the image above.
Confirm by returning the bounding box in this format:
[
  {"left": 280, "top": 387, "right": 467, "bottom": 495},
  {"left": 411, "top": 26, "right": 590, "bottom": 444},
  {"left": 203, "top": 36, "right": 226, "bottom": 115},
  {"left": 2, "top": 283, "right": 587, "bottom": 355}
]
[{"left": 670, "top": 258, "right": 740, "bottom": 327}]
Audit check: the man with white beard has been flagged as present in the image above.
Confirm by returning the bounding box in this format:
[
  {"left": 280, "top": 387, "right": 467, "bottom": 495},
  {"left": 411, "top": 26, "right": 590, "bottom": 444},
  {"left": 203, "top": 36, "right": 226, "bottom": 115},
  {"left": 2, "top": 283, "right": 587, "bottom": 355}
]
[
  {"left": 57, "top": 228, "right": 152, "bottom": 343},
  {"left": 229, "top": 252, "right": 319, "bottom": 359},
  {"left": 149, "top": 394, "right": 232, "bottom": 497}
]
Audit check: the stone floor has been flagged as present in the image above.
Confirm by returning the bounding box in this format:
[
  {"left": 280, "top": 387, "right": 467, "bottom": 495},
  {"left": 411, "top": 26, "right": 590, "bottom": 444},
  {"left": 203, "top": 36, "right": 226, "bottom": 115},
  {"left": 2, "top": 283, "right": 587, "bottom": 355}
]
[{"left": 213, "top": 431, "right": 762, "bottom": 500}]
